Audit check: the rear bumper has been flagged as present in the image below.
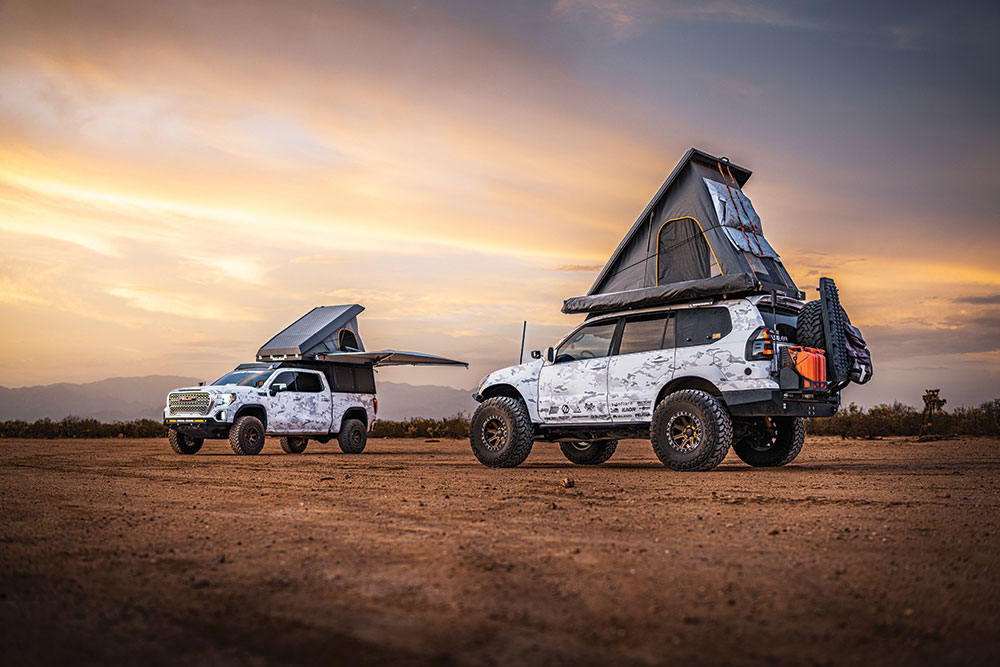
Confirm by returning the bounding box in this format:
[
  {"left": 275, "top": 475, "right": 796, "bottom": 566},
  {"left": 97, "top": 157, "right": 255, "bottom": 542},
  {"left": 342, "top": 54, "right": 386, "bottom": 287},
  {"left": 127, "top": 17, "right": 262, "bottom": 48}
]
[{"left": 724, "top": 389, "right": 839, "bottom": 418}]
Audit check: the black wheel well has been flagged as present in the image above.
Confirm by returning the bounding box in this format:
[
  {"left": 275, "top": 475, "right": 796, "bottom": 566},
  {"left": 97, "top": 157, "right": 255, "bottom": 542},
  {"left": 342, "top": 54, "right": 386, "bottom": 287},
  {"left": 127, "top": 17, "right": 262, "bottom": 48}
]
[
  {"left": 234, "top": 405, "right": 267, "bottom": 429},
  {"left": 342, "top": 407, "right": 368, "bottom": 430},
  {"left": 480, "top": 384, "right": 524, "bottom": 403},
  {"left": 655, "top": 377, "right": 724, "bottom": 407}
]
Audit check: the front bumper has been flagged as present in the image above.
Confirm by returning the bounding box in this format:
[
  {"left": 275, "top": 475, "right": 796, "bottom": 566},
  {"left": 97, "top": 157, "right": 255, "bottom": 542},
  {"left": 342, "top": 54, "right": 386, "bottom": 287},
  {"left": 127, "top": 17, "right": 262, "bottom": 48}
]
[
  {"left": 724, "top": 389, "right": 839, "bottom": 418},
  {"left": 164, "top": 415, "right": 231, "bottom": 438}
]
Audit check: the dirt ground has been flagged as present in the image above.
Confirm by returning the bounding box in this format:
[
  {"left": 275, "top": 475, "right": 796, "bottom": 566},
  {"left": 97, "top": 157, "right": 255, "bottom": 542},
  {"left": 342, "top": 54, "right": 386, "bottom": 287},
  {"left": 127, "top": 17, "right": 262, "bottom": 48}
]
[{"left": 1, "top": 435, "right": 998, "bottom": 666}]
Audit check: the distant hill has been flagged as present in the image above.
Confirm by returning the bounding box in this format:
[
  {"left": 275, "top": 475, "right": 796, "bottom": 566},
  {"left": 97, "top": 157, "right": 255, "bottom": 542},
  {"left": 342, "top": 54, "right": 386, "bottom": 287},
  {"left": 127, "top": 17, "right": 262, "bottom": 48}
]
[{"left": 0, "top": 375, "right": 478, "bottom": 422}]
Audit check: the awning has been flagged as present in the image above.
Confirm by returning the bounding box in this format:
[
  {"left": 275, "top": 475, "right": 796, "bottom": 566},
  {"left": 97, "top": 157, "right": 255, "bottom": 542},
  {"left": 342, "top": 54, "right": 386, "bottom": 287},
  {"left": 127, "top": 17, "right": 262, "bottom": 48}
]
[{"left": 315, "top": 350, "right": 468, "bottom": 367}]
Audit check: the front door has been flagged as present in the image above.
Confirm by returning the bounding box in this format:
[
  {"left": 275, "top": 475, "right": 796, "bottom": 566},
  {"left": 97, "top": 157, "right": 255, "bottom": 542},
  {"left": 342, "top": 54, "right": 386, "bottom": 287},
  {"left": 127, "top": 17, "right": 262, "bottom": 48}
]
[
  {"left": 537, "top": 320, "right": 617, "bottom": 424},
  {"left": 267, "top": 370, "right": 332, "bottom": 433}
]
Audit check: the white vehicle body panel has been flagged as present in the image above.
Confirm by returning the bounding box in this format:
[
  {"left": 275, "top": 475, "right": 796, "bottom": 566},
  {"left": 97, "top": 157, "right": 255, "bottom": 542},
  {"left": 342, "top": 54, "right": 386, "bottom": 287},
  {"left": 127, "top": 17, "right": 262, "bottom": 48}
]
[
  {"left": 538, "top": 358, "right": 610, "bottom": 423},
  {"left": 476, "top": 360, "right": 544, "bottom": 422},
  {"left": 608, "top": 348, "right": 675, "bottom": 423}
]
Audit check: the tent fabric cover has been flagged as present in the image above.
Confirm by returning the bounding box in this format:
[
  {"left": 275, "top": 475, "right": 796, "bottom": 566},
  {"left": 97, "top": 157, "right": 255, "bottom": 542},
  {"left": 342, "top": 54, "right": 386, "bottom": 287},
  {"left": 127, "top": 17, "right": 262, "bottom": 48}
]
[
  {"left": 563, "top": 148, "right": 801, "bottom": 314},
  {"left": 563, "top": 274, "right": 757, "bottom": 315},
  {"left": 257, "top": 305, "right": 365, "bottom": 361}
]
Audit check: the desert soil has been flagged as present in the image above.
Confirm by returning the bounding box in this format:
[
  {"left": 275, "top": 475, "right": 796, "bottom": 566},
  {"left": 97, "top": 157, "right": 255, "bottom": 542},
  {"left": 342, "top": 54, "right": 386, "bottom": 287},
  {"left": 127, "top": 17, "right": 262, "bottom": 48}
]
[{"left": 1, "top": 435, "right": 998, "bottom": 666}]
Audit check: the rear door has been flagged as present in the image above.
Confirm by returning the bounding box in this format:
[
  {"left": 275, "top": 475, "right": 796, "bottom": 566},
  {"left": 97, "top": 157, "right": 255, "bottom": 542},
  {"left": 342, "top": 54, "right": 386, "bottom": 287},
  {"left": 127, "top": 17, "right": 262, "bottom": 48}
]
[
  {"left": 537, "top": 320, "right": 618, "bottom": 423},
  {"left": 267, "top": 370, "right": 333, "bottom": 433},
  {"left": 608, "top": 312, "right": 676, "bottom": 423}
]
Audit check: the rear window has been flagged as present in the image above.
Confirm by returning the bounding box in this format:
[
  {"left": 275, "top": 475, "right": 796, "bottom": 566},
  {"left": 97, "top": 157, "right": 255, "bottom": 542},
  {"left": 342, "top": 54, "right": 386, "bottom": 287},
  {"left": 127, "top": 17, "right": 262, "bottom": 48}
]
[
  {"left": 676, "top": 308, "right": 732, "bottom": 347},
  {"left": 618, "top": 314, "right": 673, "bottom": 355},
  {"left": 757, "top": 303, "right": 798, "bottom": 342},
  {"left": 294, "top": 372, "right": 324, "bottom": 393}
]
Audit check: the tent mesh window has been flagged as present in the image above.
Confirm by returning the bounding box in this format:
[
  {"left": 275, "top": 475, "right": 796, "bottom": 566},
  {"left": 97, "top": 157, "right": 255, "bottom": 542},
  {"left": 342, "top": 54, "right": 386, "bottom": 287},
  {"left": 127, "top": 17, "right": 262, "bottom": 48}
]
[
  {"left": 657, "top": 217, "right": 712, "bottom": 285},
  {"left": 339, "top": 329, "right": 360, "bottom": 351}
]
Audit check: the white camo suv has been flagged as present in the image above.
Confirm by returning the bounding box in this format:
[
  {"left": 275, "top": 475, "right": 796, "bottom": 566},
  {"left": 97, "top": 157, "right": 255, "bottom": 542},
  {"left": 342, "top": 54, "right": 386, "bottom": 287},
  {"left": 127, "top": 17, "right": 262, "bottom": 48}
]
[{"left": 470, "top": 293, "right": 844, "bottom": 471}]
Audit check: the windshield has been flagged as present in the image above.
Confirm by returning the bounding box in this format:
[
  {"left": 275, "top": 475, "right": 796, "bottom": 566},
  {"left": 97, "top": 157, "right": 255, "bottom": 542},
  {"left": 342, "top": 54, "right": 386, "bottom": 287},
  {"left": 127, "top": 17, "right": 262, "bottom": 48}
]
[{"left": 211, "top": 369, "right": 274, "bottom": 388}]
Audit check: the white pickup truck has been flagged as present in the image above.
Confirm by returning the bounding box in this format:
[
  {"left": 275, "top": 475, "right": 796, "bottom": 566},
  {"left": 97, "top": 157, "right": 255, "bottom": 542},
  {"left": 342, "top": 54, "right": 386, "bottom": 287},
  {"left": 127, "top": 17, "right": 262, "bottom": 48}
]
[
  {"left": 164, "top": 305, "right": 466, "bottom": 455},
  {"left": 165, "top": 361, "right": 377, "bottom": 455}
]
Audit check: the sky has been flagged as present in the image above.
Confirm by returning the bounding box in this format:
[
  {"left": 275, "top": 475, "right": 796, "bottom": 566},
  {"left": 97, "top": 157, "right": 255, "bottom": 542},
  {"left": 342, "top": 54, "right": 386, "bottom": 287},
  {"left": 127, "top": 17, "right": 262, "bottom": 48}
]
[{"left": 1, "top": 0, "right": 998, "bottom": 408}]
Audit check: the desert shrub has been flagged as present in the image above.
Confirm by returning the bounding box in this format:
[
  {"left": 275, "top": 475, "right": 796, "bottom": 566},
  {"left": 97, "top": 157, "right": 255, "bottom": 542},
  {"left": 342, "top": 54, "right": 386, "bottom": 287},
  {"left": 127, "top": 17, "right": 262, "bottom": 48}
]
[
  {"left": 371, "top": 415, "right": 470, "bottom": 439},
  {"left": 807, "top": 399, "right": 1000, "bottom": 439},
  {"left": 0, "top": 417, "right": 168, "bottom": 439}
]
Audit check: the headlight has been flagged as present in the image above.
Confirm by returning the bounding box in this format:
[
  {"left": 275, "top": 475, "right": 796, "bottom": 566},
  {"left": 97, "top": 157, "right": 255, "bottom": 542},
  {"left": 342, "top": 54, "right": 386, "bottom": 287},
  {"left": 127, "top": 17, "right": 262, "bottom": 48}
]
[{"left": 214, "top": 393, "right": 236, "bottom": 406}]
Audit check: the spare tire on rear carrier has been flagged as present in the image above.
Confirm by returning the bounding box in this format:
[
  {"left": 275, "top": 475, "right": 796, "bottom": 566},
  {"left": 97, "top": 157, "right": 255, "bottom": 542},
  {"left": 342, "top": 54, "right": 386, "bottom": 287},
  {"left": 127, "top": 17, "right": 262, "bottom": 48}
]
[{"left": 795, "top": 277, "right": 871, "bottom": 390}]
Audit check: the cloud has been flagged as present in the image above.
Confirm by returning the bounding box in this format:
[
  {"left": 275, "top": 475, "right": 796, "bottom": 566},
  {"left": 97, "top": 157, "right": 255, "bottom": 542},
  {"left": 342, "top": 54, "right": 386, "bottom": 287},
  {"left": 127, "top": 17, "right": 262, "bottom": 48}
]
[
  {"left": 954, "top": 294, "right": 1000, "bottom": 305},
  {"left": 291, "top": 256, "right": 347, "bottom": 264},
  {"left": 552, "top": 0, "right": 814, "bottom": 38},
  {"left": 552, "top": 264, "right": 604, "bottom": 272}
]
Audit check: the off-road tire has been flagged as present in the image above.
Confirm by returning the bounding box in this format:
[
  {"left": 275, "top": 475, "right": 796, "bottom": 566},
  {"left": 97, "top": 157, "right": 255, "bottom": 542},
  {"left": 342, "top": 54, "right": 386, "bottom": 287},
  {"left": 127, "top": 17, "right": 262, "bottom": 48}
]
[
  {"left": 470, "top": 397, "right": 534, "bottom": 468},
  {"left": 559, "top": 440, "right": 618, "bottom": 465},
  {"left": 279, "top": 436, "right": 308, "bottom": 454},
  {"left": 338, "top": 419, "right": 367, "bottom": 454},
  {"left": 229, "top": 415, "right": 265, "bottom": 455},
  {"left": 650, "top": 390, "right": 732, "bottom": 471},
  {"left": 732, "top": 417, "right": 805, "bottom": 467},
  {"left": 168, "top": 430, "right": 203, "bottom": 455},
  {"left": 797, "top": 297, "right": 851, "bottom": 384}
]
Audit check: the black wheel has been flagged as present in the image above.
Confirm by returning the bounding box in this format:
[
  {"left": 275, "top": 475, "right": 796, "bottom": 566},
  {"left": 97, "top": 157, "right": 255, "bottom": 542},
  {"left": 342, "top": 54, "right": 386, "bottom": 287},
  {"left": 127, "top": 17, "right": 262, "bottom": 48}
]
[
  {"left": 470, "top": 397, "right": 534, "bottom": 468},
  {"left": 732, "top": 417, "right": 805, "bottom": 467},
  {"left": 230, "top": 415, "right": 265, "bottom": 455},
  {"left": 168, "top": 430, "right": 203, "bottom": 455},
  {"left": 650, "top": 390, "right": 732, "bottom": 471},
  {"left": 279, "top": 436, "right": 308, "bottom": 454},
  {"left": 559, "top": 440, "right": 617, "bottom": 465},
  {"left": 338, "top": 419, "right": 367, "bottom": 454}
]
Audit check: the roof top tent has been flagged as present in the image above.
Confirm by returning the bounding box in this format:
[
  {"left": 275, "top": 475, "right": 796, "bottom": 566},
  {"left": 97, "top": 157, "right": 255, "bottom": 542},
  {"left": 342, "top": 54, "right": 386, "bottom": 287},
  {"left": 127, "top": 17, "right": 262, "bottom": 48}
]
[
  {"left": 256, "top": 305, "right": 467, "bottom": 368},
  {"left": 563, "top": 148, "right": 803, "bottom": 315}
]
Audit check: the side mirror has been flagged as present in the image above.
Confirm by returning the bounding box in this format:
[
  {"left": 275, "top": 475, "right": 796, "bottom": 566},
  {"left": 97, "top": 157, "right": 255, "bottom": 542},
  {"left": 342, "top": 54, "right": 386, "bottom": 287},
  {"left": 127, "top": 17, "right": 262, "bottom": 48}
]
[
  {"left": 530, "top": 349, "right": 541, "bottom": 360},
  {"left": 545, "top": 347, "right": 555, "bottom": 363},
  {"left": 269, "top": 382, "right": 287, "bottom": 396}
]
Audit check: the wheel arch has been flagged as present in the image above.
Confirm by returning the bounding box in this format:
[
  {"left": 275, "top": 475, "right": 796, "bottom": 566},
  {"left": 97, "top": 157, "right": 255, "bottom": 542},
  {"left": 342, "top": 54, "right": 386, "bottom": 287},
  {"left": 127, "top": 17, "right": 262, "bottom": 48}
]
[
  {"left": 341, "top": 407, "right": 368, "bottom": 430},
  {"left": 655, "top": 376, "right": 725, "bottom": 408},
  {"left": 480, "top": 383, "right": 525, "bottom": 403},
  {"left": 234, "top": 404, "right": 267, "bottom": 429}
]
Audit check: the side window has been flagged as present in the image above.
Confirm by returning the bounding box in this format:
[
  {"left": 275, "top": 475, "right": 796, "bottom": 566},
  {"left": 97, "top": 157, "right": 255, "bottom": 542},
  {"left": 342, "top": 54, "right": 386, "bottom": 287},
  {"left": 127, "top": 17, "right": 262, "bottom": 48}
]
[
  {"left": 676, "top": 308, "right": 733, "bottom": 347},
  {"left": 353, "top": 366, "right": 376, "bottom": 393},
  {"left": 271, "top": 371, "right": 296, "bottom": 391},
  {"left": 295, "top": 372, "right": 324, "bottom": 393},
  {"left": 555, "top": 321, "right": 617, "bottom": 363},
  {"left": 617, "top": 314, "right": 673, "bottom": 355},
  {"left": 332, "top": 366, "right": 354, "bottom": 392}
]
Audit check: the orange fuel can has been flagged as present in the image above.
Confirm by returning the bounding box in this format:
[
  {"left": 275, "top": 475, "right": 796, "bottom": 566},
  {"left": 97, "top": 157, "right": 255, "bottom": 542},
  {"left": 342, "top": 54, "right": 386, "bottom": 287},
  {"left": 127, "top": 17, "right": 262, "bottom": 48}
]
[{"left": 786, "top": 346, "right": 827, "bottom": 389}]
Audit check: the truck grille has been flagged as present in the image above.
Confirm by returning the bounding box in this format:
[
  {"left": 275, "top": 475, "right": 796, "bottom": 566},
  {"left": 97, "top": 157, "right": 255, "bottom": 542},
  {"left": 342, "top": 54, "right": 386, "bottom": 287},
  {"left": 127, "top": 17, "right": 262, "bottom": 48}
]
[{"left": 169, "top": 391, "right": 212, "bottom": 415}]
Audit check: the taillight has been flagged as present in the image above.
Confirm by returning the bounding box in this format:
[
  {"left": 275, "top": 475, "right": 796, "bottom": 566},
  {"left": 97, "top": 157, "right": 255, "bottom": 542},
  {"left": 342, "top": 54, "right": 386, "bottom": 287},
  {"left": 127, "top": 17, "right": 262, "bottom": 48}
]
[
  {"left": 373, "top": 397, "right": 378, "bottom": 415},
  {"left": 746, "top": 327, "right": 775, "bottom": 361}
]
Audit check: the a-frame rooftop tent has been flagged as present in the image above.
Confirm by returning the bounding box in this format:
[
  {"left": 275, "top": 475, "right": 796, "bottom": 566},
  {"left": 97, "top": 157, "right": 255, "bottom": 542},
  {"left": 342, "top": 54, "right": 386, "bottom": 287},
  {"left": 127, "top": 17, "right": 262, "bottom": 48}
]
[
  {"left": 257, "top": 305, "right": 467, "bottom": 367},
  {"left": 563, "top": 148, "right": 803, "bottom": 315}
]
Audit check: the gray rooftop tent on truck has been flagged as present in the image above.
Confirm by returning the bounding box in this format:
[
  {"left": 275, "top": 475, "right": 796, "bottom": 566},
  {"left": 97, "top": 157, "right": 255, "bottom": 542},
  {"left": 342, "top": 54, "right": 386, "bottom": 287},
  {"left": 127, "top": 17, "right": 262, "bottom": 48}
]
[
  {"left": 256, "top": 305, "right": 467, "bottom": 367},
  {"left": 563, "top": 148, "right": 803, "bottom": 315}
]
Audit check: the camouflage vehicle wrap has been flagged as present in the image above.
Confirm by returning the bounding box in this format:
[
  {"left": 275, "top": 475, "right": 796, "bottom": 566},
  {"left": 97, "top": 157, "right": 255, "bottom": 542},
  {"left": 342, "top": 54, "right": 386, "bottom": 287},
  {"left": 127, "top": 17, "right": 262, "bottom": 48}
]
[{"left": 164, "top": 364, "right": 376, "bottom": 440}]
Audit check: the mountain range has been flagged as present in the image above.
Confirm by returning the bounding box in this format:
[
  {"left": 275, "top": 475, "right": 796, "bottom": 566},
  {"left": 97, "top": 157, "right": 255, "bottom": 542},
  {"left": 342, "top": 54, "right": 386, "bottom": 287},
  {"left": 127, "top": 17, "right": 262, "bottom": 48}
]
[{"left": 0, "top": 376, "right": 478, "bottom": 422}]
